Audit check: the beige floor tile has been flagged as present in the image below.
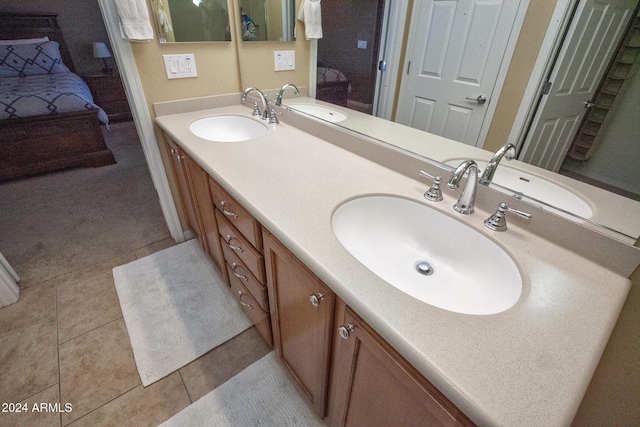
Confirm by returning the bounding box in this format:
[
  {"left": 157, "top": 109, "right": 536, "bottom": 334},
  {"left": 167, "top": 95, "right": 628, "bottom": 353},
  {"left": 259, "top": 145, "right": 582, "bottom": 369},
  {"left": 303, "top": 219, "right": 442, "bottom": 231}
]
[
  {"left": 0, "top": 320, "right": 58, "bottom": 403},
  {"left": 66, "top": 372, "right": 190, "bottom": 427},
  {"left": 0, "top": 384, "right": 62, "bottom": 427},
  {"left": 57, "top": 271, "right": 122, "bottom": 344},
  {"left": 179, "top": 326, "right": 271, "bottom": 402},
  {"left": 0, "top": 281, "right": 56, "bottom": 339},
  {"left": 59, "top": 319, "right": 140, "bottom": 425},
  {"left": 134, "top": 237, "right": 177, "bottom": 259},
  {"left": 42, "top": 252, "right": 137, "bottom": 291}
]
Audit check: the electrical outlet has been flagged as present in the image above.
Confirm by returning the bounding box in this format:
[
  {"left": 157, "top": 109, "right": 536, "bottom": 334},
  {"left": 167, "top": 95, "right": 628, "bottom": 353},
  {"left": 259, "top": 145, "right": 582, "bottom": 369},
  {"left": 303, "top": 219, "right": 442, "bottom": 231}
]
[{"left": 163, "top": 54, "right": 197, "bottom": 79}]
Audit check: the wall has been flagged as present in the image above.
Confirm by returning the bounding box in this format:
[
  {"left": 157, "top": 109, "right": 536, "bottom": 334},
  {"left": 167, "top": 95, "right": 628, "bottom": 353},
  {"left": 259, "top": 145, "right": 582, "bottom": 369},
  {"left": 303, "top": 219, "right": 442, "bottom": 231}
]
[
  {"left": 0, "top": 0, "right": 112, "bottom": 74},
  {"left": 483, "top": 0, "right": 558, "bottom": 152}
]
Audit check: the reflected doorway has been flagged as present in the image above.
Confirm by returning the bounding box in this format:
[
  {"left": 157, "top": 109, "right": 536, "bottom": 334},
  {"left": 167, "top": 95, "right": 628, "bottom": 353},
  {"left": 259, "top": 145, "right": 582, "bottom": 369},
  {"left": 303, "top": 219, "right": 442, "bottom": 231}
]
[{"left": 316, "top": 0, "right": 385, "bottom": 114}]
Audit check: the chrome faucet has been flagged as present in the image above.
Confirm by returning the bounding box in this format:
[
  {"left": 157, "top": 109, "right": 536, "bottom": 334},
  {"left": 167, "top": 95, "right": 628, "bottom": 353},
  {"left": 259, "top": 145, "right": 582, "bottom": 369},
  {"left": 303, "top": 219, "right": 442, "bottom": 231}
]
[
  {"left": 276, "top": 83, "right": 299, "bottom": 106},
  {"left": 241, "top": 87, "right": 270, "bottom": 121},
  {"left": 479, "top": 142, "right": 516, "bottom": 185},
  {"left": 447, "top": 160, "right": 479, "bottom": 215}
]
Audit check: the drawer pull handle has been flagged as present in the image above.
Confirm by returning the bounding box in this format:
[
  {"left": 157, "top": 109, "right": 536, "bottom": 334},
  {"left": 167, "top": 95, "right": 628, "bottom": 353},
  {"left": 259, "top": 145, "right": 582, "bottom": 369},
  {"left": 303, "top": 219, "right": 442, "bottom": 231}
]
[
  {"left": 338, "top": 324, "right": 355, "bottom": 340},
  {"left": 232, "top": 263, "right": 248, "bottom": 281},
  {"left": 309, "top": 293, "right": 325, "bottom": 307},
  {"left": 238, "top": 291, "right": 253, "bottom": 309},
  {"left": 225, "top": 235, "right": 243, "bottom": 252},
  {"left": 221, "top": 201, "right": 238, "bottom": 218}
]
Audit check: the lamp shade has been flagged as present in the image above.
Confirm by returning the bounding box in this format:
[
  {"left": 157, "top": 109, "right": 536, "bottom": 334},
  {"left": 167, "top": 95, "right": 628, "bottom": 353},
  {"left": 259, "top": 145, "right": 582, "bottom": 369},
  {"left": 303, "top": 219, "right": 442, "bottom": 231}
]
[{"left": 92, "top": 42, "right": 111, "bottom": 59}]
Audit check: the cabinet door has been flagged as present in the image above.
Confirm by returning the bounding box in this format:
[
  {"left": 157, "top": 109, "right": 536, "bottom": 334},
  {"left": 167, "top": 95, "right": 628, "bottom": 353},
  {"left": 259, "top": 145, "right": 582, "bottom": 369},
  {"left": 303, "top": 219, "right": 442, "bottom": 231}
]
[
  {"left": 164, "top": 137, "right": 202, "bottom": 242},
  {"left": 263, "top": 230, "right": 335, "bottom": 419},
  {"left": 328, "top": 301, "right": 474, "bottom": 427},
  {"left": 184, "top": 156, "right": 225, "bottom": 275}
]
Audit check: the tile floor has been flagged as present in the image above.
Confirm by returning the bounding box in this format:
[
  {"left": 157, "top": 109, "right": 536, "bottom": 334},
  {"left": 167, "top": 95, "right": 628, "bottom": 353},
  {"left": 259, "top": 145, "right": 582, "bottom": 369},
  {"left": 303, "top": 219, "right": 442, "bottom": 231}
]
[{"left": 0, "top": 237, "right": 271, "bottom": 427}]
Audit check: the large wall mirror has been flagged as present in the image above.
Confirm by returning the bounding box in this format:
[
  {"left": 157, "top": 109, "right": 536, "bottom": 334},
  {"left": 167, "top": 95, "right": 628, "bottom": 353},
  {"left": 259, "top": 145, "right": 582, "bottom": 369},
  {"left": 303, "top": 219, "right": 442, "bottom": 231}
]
[
  {"left": 277, "top": 1, "right": 640, "bottom": 244},
  {"left": 150, "top": 0, "right": 296, "bottom": 43}
]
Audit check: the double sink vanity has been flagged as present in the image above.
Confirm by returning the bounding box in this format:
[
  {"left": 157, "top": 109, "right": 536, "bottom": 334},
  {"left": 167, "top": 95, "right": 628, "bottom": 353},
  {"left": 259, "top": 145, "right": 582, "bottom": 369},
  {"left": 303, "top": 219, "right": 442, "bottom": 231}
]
[{"left": 154, "top": 90, "right": 640, "bottom": 426}]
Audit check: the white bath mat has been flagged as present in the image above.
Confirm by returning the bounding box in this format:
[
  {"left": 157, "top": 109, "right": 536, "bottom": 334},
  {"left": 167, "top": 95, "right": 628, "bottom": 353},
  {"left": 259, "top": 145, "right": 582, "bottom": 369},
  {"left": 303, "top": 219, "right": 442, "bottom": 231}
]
[
  {"left": 113, "top": 239, "right": 252, "bottom": 386},
  {"left": 160, "top": 351, "right": 324, "bottom": 427}
]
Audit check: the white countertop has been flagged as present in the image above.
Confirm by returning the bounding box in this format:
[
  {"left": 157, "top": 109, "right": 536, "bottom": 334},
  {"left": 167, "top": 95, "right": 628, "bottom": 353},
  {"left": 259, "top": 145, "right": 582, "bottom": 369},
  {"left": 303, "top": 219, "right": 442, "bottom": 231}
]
[{"left": 155, "top": 103, "right": 634, "bottom": 426}]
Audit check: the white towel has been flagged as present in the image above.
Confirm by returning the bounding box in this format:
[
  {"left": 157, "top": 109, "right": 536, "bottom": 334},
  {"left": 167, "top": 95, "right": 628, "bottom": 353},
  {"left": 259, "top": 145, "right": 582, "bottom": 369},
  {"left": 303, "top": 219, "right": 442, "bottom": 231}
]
[
  {"left": 297, "top": 0, "right": 323, "bottom": 40},
  {"left": 114, "top": 0, "right": 154, "bottom": 41}
]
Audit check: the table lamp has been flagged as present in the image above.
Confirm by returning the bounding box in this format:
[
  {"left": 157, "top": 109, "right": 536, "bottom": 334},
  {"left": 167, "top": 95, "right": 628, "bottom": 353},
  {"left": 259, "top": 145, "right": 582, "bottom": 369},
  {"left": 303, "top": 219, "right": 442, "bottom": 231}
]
[{"left": 93, "top": 42, "right": 112, "bottom": 73}]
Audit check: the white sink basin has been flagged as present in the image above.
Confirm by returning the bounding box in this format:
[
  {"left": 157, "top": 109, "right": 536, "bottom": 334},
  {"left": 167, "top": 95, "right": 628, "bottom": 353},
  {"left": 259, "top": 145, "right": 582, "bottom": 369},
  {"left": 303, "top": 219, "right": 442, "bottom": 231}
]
[
  {"left": 189, "top": 115, "right": 268, "bottom": 142},
  {"left": 445, "top": 159, "right": 593, "bottom": 219},
  {"left": 332, "top": 196, "right": 522, "bottom": 315},
  {"left": 289, "top": 104, "right": 347, "bottom": 123}
]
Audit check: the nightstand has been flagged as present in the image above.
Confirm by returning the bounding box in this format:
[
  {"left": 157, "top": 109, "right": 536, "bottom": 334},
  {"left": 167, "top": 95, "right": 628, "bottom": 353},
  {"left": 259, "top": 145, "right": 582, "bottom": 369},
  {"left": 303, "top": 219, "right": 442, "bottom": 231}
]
[{"left": 83, "top": 71, "right": 132, "bottom": 122}]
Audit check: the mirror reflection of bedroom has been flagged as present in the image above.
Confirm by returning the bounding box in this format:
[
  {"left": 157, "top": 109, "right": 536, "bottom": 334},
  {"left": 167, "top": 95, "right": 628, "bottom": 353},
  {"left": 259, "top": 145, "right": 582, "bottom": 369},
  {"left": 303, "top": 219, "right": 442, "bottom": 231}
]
[{"left": 316, "top": 0, "right": 385, "bottom": 114}]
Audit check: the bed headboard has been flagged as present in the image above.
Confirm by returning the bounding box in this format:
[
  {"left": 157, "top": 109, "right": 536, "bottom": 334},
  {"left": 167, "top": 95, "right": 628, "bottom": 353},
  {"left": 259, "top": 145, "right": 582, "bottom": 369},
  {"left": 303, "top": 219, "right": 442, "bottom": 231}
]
[{"left": 0, "top": 13, "right": 77, "bottom": 73}]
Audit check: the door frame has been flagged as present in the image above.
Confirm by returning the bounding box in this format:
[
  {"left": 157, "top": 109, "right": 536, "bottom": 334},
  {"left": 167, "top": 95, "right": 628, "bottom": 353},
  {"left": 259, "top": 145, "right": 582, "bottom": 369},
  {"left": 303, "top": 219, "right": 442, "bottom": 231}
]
[
  {"left": 396, "top": 0, "right": 530, "bottom": 148},
  {"left": 507, "top": 0, "right": 580, "bottom": 149},
  {"left": 97, "top": 0, "right": 184, "bottom": 243},
  {"left": 373, "top": 0, "right": 409, "bottom": 120}
]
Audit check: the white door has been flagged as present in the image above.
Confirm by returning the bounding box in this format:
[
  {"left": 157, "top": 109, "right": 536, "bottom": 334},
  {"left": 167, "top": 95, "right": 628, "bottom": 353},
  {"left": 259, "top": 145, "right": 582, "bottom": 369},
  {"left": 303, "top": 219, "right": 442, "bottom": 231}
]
[
  {"left": 519, "top": 0, "right": 637, "bottom": 171},
  {"left": 0, "top": 252, "right": 20, "bottom": 307},
  {"left": 396, "top": 0, "right": 522, "bottom": 146}
]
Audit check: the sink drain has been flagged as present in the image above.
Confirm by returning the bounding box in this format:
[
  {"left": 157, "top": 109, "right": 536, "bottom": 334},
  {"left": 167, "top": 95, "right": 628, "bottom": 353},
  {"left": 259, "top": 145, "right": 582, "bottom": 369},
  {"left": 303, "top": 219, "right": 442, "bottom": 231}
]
[{"left": 415, "top": 261, "right": 434, "bottom": 276}]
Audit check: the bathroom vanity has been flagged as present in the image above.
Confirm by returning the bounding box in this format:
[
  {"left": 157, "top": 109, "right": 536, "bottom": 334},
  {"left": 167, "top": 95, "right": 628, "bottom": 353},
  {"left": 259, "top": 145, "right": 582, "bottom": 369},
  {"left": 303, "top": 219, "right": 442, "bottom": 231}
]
[{"left": 154, "top": 96, "right": 640, "bottom": 426}]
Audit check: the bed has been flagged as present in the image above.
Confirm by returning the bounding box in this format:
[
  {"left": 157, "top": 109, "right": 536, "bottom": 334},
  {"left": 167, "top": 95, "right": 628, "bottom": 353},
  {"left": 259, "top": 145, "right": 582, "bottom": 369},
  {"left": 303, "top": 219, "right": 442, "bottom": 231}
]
[
  {"left": 316, "top": 65, "right": 350, "bottom": 107},
  {"left": 0, "top": 13, "right": 115, "bottom": 182}
]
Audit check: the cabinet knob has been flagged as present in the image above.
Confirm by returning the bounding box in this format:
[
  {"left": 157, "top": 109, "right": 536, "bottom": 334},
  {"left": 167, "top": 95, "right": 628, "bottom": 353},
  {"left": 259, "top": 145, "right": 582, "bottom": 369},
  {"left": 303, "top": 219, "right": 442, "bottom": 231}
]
[
  {"left": 309, "top": 293, "right": 325, "bottom": 307},
  {"left": 338, "top": 324, "right": 355, "bottom": 340}
]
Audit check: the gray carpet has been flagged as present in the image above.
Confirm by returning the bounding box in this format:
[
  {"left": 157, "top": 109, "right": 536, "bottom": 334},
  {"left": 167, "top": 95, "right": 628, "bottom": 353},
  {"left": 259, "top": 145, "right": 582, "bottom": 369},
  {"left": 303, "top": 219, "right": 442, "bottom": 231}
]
[
  {"left": 113, "top": 239, "right": 252, "bottom": 386},
  {"left": 0, "top": 121, "right": 170, "bottom": 287}
]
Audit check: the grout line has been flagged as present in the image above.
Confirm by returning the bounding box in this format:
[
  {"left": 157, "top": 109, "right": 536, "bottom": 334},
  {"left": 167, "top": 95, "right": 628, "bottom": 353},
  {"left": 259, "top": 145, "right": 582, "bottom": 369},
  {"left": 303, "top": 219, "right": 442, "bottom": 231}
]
[{"left": 177, "top": 369, "right": 194, "bottom": 404}]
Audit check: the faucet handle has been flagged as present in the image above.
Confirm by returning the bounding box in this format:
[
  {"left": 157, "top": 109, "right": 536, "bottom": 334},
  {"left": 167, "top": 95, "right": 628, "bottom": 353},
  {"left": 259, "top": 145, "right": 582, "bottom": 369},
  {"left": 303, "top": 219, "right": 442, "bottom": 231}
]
[
  {"left": 268, "top": 108, "right": 281, "bottom": 125},
  {"left": 419, "top": 170, "right": 443, "bottom": 202},
  {"left": 484, "top": 202, "right": 532, "bottom": 232},
  {"left": 251, "top": 102, "right": 261, "bottom": 117}
]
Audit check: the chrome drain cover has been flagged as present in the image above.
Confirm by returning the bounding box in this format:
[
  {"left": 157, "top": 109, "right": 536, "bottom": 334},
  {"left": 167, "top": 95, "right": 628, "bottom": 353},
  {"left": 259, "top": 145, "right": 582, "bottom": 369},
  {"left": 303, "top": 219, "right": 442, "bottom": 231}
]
[{"left": 415, "top": 261, "right": 434, "bottom": 276}]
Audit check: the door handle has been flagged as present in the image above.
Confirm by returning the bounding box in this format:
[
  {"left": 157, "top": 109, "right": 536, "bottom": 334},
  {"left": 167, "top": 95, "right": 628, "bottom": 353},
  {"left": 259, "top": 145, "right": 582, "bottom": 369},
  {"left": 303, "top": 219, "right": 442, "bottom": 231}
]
[
  {"left": 465, "top": 95, "right": 487, "bottom": 104},
  {"left": 583, "top": 101, "right": 596, "bottom": 109}
]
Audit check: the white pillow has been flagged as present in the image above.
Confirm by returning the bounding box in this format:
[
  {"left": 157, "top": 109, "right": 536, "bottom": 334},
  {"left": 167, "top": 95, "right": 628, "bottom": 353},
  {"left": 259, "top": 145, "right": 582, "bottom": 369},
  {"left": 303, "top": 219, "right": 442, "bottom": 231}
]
[{"left": 0, "top": 37, "right": 50, "bottom": 45}]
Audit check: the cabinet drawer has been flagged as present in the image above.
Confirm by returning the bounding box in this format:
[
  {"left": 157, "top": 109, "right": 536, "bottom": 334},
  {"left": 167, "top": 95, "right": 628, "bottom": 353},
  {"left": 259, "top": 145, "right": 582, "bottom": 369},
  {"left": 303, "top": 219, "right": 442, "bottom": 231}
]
[
  {"left": 225, "top": 252, "right": 269, "bottom": 312},
  {"left": 226, "top": 263, "right": 273, "bottom": 347},
  {"left": 209, "top": 177, "right": 262, "bottom": 250},
  {"left": 217, "top": 211, "right": 265, "bottom": 283}
]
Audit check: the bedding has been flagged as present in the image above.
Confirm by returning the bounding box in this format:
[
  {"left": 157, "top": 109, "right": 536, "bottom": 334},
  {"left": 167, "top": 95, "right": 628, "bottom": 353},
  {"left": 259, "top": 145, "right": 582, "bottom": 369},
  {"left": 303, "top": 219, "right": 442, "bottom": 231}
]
[
  {"left": 0, "top": 36, "right": 49, "bottom": 45},
  {"left": 0, "top": 40, "right": 69, "bottom": 77},
  {"left": 0, "top": 72, "right": 109, "bottom": 124}
]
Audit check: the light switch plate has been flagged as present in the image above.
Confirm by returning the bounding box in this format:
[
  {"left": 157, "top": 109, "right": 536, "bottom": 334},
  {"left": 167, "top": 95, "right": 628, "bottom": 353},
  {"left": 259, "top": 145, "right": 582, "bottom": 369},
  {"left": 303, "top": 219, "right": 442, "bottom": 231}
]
[
  {"left": 163, "top": 54, "right": 197, "bottom": 79},
  {"left": 274, "top": 50, "right": 295, "bottom": 71}
]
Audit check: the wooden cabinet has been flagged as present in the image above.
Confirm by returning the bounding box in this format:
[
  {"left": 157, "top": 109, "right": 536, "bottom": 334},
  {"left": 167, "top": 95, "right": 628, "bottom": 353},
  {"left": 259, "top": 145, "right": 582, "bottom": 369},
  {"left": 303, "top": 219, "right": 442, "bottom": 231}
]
[
  {"left": 162, "top": 132, "right": 474, "bottom": 425},
  {"left": 263, "top": 229, "right": 335, "bottom": 419},
  {"left": 183, "top": 157, "right": 225, "bottom": 273},
  {"left": 327, "top": 299, "right": 474, "bottom": 427},
  {"left": 164, "top": 136, "right": 203, "bottom": 245},
  {"left": 83, "top": 71, "right": 132, "bottom": 122},
  {"left": 163, "top": 135, "right": 224, "bottom": 276},
  {"left": 210, "top": 176, "right": 272, "bottom": 347}
]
